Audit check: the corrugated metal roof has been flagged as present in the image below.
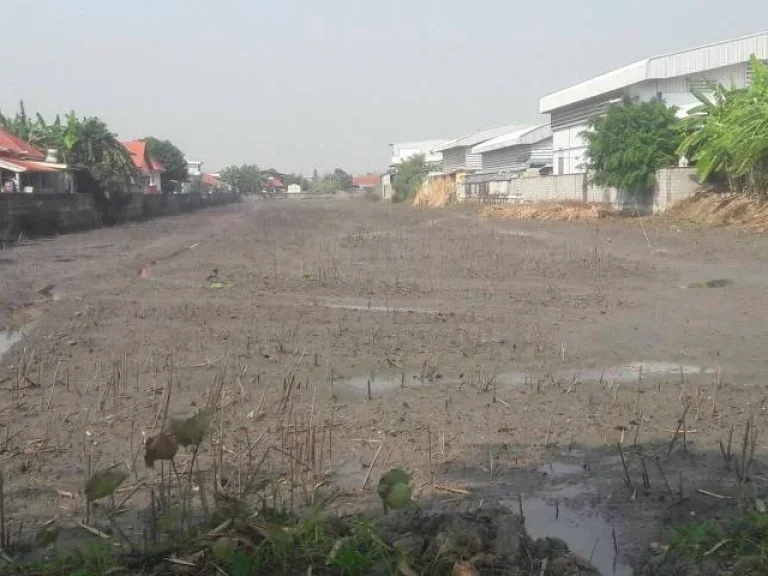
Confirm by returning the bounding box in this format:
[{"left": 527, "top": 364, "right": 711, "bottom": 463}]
[
  {"left": 472, "top": 123, "right": 551, "bottom": 154},
  {"left": 433, "top": 125, "right": 525, "bottom": 152},
  {"left": 540, "top": 31, "right": 768, "bottom": 113}
]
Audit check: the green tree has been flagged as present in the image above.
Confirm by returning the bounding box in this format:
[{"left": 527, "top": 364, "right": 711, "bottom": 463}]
[
  {"left": 143, "top": 137, "right": 189, "bottom": 193},
  {"left": 679, "top": 56, "right": 768, "bottom": 197},
  {"left": 220, "top": 164, "right": 265, "bottom": 195},
  {"left": 392, "top": 154, "right": 427, "bottom": 203},
  {"left": 284, "top": 173, "right": 310, "bottom": 190},
  {"left": 333, "top": 168, "right": 352, "bottom": 190},
  {"left": 582, "top": 97, "right": 682, "bottom": 195}
]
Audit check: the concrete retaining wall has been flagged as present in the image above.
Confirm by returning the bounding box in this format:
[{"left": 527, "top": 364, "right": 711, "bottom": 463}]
[
  {"left": 0, "top": 192, "right": 241, "bottom": 242},
  {"left": 0, "top": 193, "right": 100, "bottom": 241},
  {"left": 460, "top": 167, "right": 701, "bottom": 215}
]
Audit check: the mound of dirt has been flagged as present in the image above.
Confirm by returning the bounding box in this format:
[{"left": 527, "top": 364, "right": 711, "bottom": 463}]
[
  {"left": 667, "top": 192, "right": 768, "bottom": 232},
  {"left": 376, "top": 504, "right": 600, "bottom": 575},
  {"left": 482, "top": 202, "right": 614, "bottom": 222}
]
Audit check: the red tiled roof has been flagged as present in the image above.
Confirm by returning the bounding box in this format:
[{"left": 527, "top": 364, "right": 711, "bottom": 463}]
[
  {"left": 202, "top": 173, "right": 223, "bottom": 186},
  {"left": 122, "top": 141, "right": 165, "bottom": 175},
  {"left": 0, "top": 126, "right": 45, "bottom": 160},
  {"left": 352, "top": 174, "right": 380, "bottom": 188}
]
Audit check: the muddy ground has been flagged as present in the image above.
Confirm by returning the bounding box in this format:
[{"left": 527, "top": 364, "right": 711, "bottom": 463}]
[{"left": 2, "top": 197, "right": 768, "bottom": 574}]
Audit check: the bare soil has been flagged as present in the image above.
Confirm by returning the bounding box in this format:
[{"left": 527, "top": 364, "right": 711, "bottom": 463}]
[{"left": 3, "top": 197, "right": 768, "bottom": 573}]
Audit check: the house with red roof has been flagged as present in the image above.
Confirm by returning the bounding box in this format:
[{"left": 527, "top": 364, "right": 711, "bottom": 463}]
[
  {"left": 122, "top": 140, "right": 165, "bottom": 194},
  {"left": 352, "top": 174, "right": 380, "bottom": 191},
  {"left": 0, "top": 126, "right": 75, "bottom": 194},
  {"left": 202, "top": 173, "right": 227, "bottom": 193}
]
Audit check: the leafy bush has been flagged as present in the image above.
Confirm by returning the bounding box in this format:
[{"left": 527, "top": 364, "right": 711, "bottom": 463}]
[{"left": 582, "top": 97, "right": 682, "bottom": 195}]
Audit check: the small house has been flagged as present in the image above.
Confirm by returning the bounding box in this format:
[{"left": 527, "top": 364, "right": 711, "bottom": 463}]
[
  {"left": 123, "top": 141, "right": 165, "bottom": 194},
  {"left": 0, "top": 126, "right": 75, "bottom": 194}
]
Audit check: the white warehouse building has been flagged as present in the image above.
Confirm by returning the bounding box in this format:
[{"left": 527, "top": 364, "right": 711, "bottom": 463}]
[{"left": 540, "top": 32, "right": 768, "bottom": 175}]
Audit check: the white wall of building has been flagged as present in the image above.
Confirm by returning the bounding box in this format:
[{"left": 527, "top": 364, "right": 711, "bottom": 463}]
[
  {"left": 550, "top": 59, "right": 757, "bottom": 175},
  {"left": 390, "top": 140, "right": 445, "bottom": 166},
  {"left": 552, "top": 125, "right": 589, "bottom": 175}
]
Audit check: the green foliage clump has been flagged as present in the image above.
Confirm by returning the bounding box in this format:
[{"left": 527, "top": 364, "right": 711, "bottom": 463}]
[
  {"left": 144, "top": 137, "right": 189, "bottom": 192},
  {"left": 393, "top": 155, "right": 428, "bottom": 203},
  {"left": 582, "top": 97, "right": 682, "bottom": 194},
  {"left": 170, "top": 408, "right": 212, "bottom": 447},
  {"left": 679, "top": 55, "right": 768, "bottom": 197}
]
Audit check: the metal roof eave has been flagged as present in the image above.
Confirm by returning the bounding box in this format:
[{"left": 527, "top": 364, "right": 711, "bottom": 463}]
[
  {"left": 472, "top": 124, "right": 552, "bottom": 154},
  {"left": 540, "top": 31, "right": 768, "bottom": 113}
]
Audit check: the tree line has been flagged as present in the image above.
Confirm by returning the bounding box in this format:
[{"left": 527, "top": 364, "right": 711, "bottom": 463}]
[{"left": 218, "top": 165, "right": 354, "bottom": 195}]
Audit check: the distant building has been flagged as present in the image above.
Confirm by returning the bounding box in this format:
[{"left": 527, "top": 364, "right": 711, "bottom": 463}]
[
  {"left": 123, "top": 141, "right": 165, "bottom": 194},
  {"left": 471, "top": 123, "right": 553, "bottom": 174},
  {"left": 265, "top": 174, "right": 286, "bottom": 194},
  {"left": 389, "top": 140, "right": 446, "bottom": 168},
  {"left": 352, "top": 174, "right": 380, "bottom": 191},
  {"left": 186, "top": 160, "right": 203, "bottom": 177},
  {"left": 433, "top": 125, "right": 522, "bottom": 174},
  {"left": 287, "top": 183, "right": 302, "bottom": 194},
  {"left": 381, "top": 173, "right": 393, "bottom": 201},
  {"left": 202, "top": 173, "right": 227, "bottom": 193},
  {"left": 462, "top": 123, "right": 553, "bottom": 200},
  {"left": 540, "top": 31, "right": 768, "bottom": 175}
]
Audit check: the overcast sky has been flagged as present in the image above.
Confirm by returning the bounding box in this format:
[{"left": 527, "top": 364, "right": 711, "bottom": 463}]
[{"left": 2, "top": 1, "right": 766, "bottom": 175}]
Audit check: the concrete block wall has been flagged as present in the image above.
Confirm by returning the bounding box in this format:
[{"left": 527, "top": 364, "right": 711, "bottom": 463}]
[
  {"left": 654, "top": 168, "right": 701, "bottom": 212},
  {"left": 462, "top": 167, "right": 700, "bottom": 214}
]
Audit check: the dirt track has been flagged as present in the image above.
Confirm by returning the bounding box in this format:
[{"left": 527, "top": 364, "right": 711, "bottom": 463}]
[{"left": 2, "top": 197, "right": 768, "bottom": 572}]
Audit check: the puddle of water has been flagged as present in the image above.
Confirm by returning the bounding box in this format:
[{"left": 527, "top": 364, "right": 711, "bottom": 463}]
[
  {"left": 499, "top": 361, "right": 714, "bottom": 389},
  {"left": 497, "top": 371, "right": 532, "bottom": 388},
  {"left": 538, "top": 462, "right": 585, "bottom": 477},
  {"left": 340, "top": 373, "right": 425, "bottom": 398},
  {"left": 0, "top": 329, "right": 23, "bottom": 361},
  {"left": 504, "top": 498, "right": 633, "bottom": 576},
  {"left": 573, "top": 362, "right": 714, "bottom": 384}
]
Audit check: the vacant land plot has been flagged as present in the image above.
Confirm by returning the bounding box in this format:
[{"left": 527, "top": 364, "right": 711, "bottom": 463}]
[{"left": 2, "top": 198, "right": 768, "bottom": 573}]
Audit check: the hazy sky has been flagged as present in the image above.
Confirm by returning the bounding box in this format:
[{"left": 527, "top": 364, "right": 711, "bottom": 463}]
[{"left": 3, "top": 1, "right": 767, "bottom": 175}]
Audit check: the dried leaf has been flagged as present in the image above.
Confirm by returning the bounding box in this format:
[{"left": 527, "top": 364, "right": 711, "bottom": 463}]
[
  {"left": 451, "top": 561, "right": 479, "bottom": 576},
  {"left": 145, "top": 430, "right": 179, "bottom": 467}
]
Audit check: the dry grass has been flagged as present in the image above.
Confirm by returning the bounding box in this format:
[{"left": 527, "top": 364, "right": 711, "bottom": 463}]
[
  {"left": 668, "top": 192, "right": 768, "bottom": 232},
  {"left": 412, "top": 178, "right": 455, "bottom": 208},
  {"left": 481, "top": 201, "right": 615, "bottom": 222}
]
